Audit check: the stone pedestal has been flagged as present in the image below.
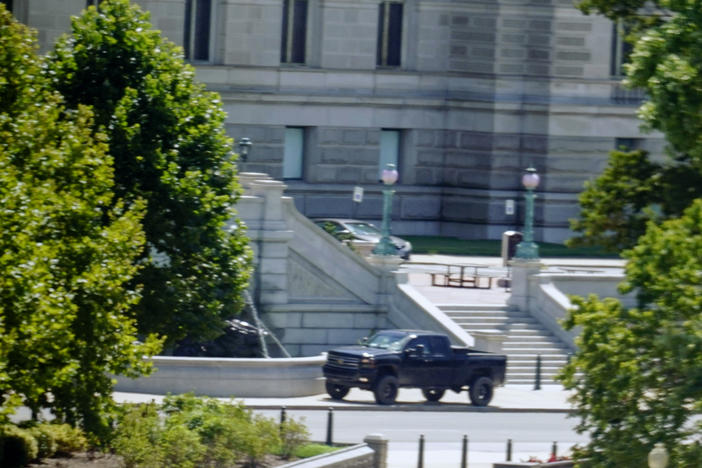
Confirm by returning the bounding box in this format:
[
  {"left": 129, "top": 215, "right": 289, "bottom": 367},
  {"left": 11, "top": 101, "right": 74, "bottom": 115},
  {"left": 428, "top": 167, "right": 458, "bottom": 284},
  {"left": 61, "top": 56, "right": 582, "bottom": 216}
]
[
  {"left": 507, "top": 259, "right": 542, "bottom": 312},
  {"left": 364, "top": 433, "right": 388, "bottom": 468}
]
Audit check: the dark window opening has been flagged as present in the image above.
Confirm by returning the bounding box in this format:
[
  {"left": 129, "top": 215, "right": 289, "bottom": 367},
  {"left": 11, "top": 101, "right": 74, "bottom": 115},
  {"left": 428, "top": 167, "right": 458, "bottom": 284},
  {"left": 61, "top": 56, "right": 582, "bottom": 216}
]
[
  {"left": 611, "top": 20, "right": 634, "bottom": 77},
  {"left": 184, "top": 0, "right": 212, "bottom": 61},
  {"left": 377, "top": 2, "right": 402, "bottom": 67},
  {"left": 2, "top": 0, "right": 13, "bottom": 12},
  {"left": 281, "top": 0, "right": 308, "bottom": 64}
]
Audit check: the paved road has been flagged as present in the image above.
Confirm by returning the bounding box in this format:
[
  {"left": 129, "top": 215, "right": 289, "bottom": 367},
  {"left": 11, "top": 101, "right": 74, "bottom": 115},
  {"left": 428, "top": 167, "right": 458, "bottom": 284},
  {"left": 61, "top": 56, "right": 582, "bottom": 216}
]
[{"left": 256, "top": 408, "right": 588, "bottom": 468}]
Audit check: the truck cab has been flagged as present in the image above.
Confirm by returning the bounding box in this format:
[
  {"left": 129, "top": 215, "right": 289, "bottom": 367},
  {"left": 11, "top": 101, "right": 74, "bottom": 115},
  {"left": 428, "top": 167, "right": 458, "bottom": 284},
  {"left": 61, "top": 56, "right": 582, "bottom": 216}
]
[{"left": 322, "top": 329, "right": 507, "bottom": 406}]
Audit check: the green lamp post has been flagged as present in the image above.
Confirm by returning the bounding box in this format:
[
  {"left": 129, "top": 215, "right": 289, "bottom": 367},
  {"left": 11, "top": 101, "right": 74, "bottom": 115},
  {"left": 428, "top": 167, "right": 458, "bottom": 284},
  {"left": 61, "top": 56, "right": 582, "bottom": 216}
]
[
  {"left": 373, "top": 163, "right": 399, "bottom": 256},
  {"left": 515, "top": 166, "right": 540, "bottom": 260}
]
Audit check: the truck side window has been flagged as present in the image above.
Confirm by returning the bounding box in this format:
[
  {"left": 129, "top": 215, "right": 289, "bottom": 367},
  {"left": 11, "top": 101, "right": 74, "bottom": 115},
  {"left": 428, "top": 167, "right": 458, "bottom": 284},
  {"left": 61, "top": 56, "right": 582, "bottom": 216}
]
[
  {"left": 408, "top": 337, "right": 432, "bottom": 356},
  {"left": 429, "top": 336, "right": 450, "bottom": 356}
]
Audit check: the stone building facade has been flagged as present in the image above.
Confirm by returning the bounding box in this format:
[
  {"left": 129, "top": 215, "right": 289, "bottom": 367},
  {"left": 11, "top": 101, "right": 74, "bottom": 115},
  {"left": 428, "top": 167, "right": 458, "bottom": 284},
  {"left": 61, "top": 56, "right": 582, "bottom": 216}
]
[{"left": 5, "top": 0, "right": 663, "bottom": 242}]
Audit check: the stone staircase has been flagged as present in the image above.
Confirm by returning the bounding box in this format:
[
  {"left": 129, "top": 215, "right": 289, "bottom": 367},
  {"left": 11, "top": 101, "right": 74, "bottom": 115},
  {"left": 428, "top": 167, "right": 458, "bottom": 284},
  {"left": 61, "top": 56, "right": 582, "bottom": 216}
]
[{"left": 440, "top": 304, "right": 573, "bottom": 385}]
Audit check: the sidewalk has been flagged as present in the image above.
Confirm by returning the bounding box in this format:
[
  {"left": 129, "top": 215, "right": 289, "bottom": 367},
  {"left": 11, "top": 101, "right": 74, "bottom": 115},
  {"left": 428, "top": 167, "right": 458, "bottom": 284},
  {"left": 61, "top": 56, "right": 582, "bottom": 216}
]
[{"left": 114, "top": 384, "right": 574, "bottom": 413}]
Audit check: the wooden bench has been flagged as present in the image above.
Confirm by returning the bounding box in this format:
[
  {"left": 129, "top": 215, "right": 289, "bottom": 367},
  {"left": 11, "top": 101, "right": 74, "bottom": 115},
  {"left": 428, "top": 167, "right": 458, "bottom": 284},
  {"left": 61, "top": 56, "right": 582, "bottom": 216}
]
[{"left": 429, "top": 264, "right": 493, "bottom": 289}]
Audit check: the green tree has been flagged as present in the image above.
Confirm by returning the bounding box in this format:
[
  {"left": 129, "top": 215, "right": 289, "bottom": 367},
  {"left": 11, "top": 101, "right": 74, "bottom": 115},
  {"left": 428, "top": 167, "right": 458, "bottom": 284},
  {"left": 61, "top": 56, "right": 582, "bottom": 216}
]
[
  {"left": 561, "top": 200, "right": 702, "bottom": 466},
  {"left": 569, "top": 0, "right": 702, "bottom": 251},
  {"left": 45, "top": 0, "right": 252, "bottom": 347},
  {"left": 0, "top": 4, "right": 161, "bottom": 438}
]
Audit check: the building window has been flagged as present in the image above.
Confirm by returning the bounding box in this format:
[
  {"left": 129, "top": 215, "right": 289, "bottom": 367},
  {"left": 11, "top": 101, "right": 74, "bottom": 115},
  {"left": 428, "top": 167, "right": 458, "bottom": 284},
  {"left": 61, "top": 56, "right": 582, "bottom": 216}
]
[
  {"left": 281, "top": 0, "right": 308, "bottom": 64},
  {"left": 611, "top": 20, "right": 633, "bottom": 77},
  {"left": 184, "top": 0, "right": 212, "bottom": 62},
  {"left": 379, "top": 129, "right": 400, "bottom": 180},
  {"left": 283, "top": 127, "right": 304, "bottom": 179},
  {"left": 377, "top": 1, "right": 403, "bottom": 67},
  {"left": 1, "top": 0, "right": 12, "bottom": 12},
  {"left": 615, "top": 138, "right": 640, "bottom": 151}
]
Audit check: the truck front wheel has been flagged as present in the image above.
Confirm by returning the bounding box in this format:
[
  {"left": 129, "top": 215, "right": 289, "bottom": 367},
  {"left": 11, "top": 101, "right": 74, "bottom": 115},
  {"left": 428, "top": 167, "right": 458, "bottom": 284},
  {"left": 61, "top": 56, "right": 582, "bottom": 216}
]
[
  {"left": 373, "top": 375, "right": 398, "bottom": 405},
  {"left": 325, "top": 382, "right": 350, "bottom": 400},
  {"left": 422, "top": 388, "right": 445, "bottom": 402},
  {"left": 469, "top": 376, "right": 494, "bottom": 407}
]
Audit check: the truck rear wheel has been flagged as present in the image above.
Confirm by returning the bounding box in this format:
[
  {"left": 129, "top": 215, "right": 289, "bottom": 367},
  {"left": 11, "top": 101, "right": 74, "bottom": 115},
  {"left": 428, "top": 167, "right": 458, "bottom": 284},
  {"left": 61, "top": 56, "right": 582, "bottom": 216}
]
[
  {"left": 469, "top": 376, "right": 494, "bottom": 407},
  {"left": 373, "top": 375, "right": 398, "bottom": 405},
  {"left": 325, "top": 382, "right": 350, "bottom": 400},
  {"left": 422, "top": 388, "right": 445, "bottom": 402}
]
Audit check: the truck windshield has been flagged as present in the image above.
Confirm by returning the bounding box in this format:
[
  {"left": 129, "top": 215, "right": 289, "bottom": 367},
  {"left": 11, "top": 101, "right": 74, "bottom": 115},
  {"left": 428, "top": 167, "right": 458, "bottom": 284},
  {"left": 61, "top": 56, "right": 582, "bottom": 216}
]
[{"left": 365, "top": 331, "right": 411, "bottom": 352}]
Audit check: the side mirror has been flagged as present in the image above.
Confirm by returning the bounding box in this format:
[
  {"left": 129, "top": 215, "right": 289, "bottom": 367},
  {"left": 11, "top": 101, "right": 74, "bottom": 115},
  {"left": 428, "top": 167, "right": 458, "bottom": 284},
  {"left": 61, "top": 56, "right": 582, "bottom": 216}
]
[
  {"left": 405, "top": 344, "right": 424, "bottom": 357},
  {"left": 359, "top": 337, "right": 369, "bottom": 346}
]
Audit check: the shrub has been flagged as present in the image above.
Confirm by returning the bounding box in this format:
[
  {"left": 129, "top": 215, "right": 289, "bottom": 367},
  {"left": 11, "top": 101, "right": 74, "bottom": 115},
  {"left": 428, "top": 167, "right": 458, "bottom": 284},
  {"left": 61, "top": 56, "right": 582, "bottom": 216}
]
[
  {"left": 112, "top": 403, "right": 164, "bottom": 468},
  {"left": 159, "top": 424, "right": 206, "bottom": 468},
  {"left": 234, "top": 414, "right": 281, "bottom": 468},
  {"left": 163, "top": 394, "right": 249, "bottom": 467},
  {"left": 279, "top": 417, "right": 310, "bottom": 459},
  {"left": 40, "top": 423, "right": 88, "bottom": 455},
  {"left": 0, "top": 424, "right": 39, "bottom": 468}
]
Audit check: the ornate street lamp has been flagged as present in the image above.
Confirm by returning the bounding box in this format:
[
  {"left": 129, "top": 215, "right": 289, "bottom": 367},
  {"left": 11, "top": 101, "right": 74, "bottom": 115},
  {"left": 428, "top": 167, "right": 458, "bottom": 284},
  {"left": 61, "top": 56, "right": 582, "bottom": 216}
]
[
  {"left": 237, "top": 137, "right": 252, "bottom": 162},
  {"left": 648, "top": 443, "right": 669, "bottom": 468},
  {"left": 372, "top": 163, "right": 399, "bottom": 256},
  {"left": 514, "top": 166, "right": 540, "bottom": 260}
]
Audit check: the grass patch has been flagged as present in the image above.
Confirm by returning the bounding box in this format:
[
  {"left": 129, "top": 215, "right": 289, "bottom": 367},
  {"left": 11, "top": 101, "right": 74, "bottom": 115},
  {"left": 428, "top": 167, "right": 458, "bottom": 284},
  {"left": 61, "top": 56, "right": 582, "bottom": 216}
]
[
  {"left": 293, "top": 443, "right": 340, "bottom": 458},
  {"left": 404, "top": 236, "right": 619, "bottom": 258}
]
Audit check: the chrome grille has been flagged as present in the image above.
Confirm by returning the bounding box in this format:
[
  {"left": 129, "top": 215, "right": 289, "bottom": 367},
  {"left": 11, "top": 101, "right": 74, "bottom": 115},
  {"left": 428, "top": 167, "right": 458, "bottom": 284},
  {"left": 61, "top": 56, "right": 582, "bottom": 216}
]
[{"left": 326, "top": 352, "right": 360, "bottom": 369}]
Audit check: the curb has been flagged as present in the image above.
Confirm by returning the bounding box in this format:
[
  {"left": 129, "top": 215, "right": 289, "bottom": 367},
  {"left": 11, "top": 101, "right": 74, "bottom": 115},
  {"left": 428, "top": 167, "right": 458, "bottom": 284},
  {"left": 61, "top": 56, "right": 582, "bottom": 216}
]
[{"left": 246, "top": 403, "right": 574, "bottom": 414}]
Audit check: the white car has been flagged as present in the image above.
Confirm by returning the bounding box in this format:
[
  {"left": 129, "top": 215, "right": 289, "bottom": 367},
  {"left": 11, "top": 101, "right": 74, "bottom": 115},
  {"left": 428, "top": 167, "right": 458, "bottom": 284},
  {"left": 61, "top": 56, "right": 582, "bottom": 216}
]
[{"left": 313, "top": 218, "right": 412, "bottom": 260}]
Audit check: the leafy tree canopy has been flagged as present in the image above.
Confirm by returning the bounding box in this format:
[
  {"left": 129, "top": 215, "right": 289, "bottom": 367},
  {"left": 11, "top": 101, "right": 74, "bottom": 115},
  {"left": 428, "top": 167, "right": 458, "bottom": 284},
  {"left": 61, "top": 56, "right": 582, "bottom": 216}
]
[
  {"left": 563, "top": 2, "right": 702, "bottom": 465},
  {"left": 562, "top": 200, "right": 702, "bottom": 466},
  {"left": 0, "top": 4, "right": 161, "bottom": 438},
  {"left": 45, "top": 0, "right": 252, "bottom": 347},
  {"left": 569, "top": 0, "right": 702, "bottom": 251}
]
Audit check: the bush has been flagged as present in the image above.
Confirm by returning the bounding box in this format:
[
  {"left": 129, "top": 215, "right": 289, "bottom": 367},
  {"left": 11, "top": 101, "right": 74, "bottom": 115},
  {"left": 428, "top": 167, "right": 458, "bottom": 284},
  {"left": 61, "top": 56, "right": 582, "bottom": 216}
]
[
  {"left": 112, "top": 403, "right": 164, "bottom": 468},
  {"left": 0, "top": 424, "right": 38, "bottom": 468},
  {"left": 279, "top": 417, "right": 310, "bottom": 459},
  {"left": 112, "top": 394, "right": 291, "bottom": 468},
  {"left": 233, "top": 414, "right": 281, "bottom": 468}
]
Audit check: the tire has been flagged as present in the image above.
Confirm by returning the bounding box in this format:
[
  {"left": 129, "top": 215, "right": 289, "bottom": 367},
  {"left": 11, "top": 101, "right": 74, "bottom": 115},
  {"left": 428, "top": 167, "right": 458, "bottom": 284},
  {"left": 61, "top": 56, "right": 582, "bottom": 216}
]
[
  {"left": 469, "top": 376, "right": 494, "bottom": 407},
  {"left": 422, "top": 388, "right": 445, "bottom": 402},
  {"left": 373, "top": 375, "right": 399, "bottom": 405},
  {"left": 325, "top": 382, "right": 350, "bottom": 400}
]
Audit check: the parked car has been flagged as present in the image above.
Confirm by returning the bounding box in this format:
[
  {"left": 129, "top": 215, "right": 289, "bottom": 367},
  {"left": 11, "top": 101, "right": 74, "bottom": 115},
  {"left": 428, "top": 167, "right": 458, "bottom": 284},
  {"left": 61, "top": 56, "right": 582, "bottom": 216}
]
[
  {"left": 322, "top": 329, "right": 507, "bottom": 406},
  {"left": 313, "top": 218, "right": 412, "bottom": 260}
]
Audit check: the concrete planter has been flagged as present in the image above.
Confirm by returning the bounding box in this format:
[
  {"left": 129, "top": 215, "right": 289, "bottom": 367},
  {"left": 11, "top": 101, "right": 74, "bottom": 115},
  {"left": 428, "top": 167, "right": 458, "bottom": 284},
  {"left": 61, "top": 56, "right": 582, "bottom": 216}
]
[
  {"left": 493, "top": 461, "right": 575, "bottom": 468},
  {"left": 115, "top": 355, "right": 325, "bottom": 398},
  {"left": 278, "top": 444, "right": 375, "bottom": 468}
]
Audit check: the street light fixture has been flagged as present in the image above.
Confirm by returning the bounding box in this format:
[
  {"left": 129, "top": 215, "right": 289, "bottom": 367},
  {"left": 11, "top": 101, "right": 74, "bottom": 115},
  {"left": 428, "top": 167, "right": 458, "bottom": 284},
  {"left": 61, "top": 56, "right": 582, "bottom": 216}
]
[
  {"left": 372, "top": 163, "right": 399, "bottom": 256},
  {"left": 648, "top": 443, "right": 669, "bottom": 468},
  {"left": 514, "top": 166, "right": 540, "bottom": 260},
  {"left": 237, "top": 137, "right": 252, "bottom": 162}
]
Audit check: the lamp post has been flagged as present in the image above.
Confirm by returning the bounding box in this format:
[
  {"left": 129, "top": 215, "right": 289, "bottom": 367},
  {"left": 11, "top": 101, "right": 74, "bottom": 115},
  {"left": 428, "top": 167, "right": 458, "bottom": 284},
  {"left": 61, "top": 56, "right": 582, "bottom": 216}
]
[
  {"left": 372, "top": 163, "right": 399, "bottom": 256},
  {"left": 237, "top": 137, "right": 252, "bottom": 162},
  {"left": 514, "top": 166, "right": 540, "bottom": 260},
  {"left": 648, "top": 443, "right": 669, "bottom": 468}
]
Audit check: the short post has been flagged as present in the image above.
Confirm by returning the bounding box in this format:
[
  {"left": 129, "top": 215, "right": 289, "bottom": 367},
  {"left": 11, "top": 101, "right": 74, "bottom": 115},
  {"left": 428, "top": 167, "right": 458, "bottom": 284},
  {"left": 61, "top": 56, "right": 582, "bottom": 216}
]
[
  {"left": 417, "top": 434, "right": 425, "bottom": 468},
  {"left": 506, "top": 438, "right": 512, "bottom": 461},
  {"left": 534, "top": 354, "right": 542, "bottom": 390},
  {"left": 280, "top": 406, "right": 287, "bottom": 427},
  {"left": 551, "top": 441, "right": 558, "bottom": 459},
  {"left": 460, "top": 434, "right": 468, "bottom": 468},
  {"left": 325, "top": 407, "right": 334, "bottom": 446},
  {"left": 364, "top": 434, "right": 388, "bottom": 468}
]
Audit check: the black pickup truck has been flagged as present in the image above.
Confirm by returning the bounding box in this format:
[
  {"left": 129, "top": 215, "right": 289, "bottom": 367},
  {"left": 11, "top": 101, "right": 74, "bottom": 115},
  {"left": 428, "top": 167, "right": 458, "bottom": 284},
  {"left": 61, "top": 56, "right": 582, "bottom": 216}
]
[{"left": 322, "top": 329, "right": 507, "bottom": 406}]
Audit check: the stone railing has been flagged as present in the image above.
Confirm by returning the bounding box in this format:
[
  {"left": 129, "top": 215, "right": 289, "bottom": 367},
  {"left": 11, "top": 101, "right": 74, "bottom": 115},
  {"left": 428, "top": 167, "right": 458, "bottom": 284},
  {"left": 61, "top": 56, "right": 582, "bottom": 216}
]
[{"left": 114, "top": 355, "right": 325, "bottom": 397}]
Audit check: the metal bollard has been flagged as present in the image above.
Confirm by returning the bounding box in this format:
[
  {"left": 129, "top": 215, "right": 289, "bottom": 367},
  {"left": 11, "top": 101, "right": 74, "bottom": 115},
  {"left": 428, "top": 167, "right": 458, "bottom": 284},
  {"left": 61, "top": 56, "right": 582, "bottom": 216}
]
[
  {"left": 461, "top": 435, "right": 468, "bottom": 468},
  {"left": 551, "top": 441, "right": 558, "bottom": 459},
  {"left": 506, "top": 439, "right": 512, "bottom": 461},
  {"left": 280, "top": 406, "right": 287, "bottom": 427},
  {"left": 417, "top": 434, "right": 425, "bottom": 468},
  {"left": 325, "top": 407, "right": 334, "bottom": 446},
  {"left": 534, "top": 354, "right": 542, "bottom": 390}
]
